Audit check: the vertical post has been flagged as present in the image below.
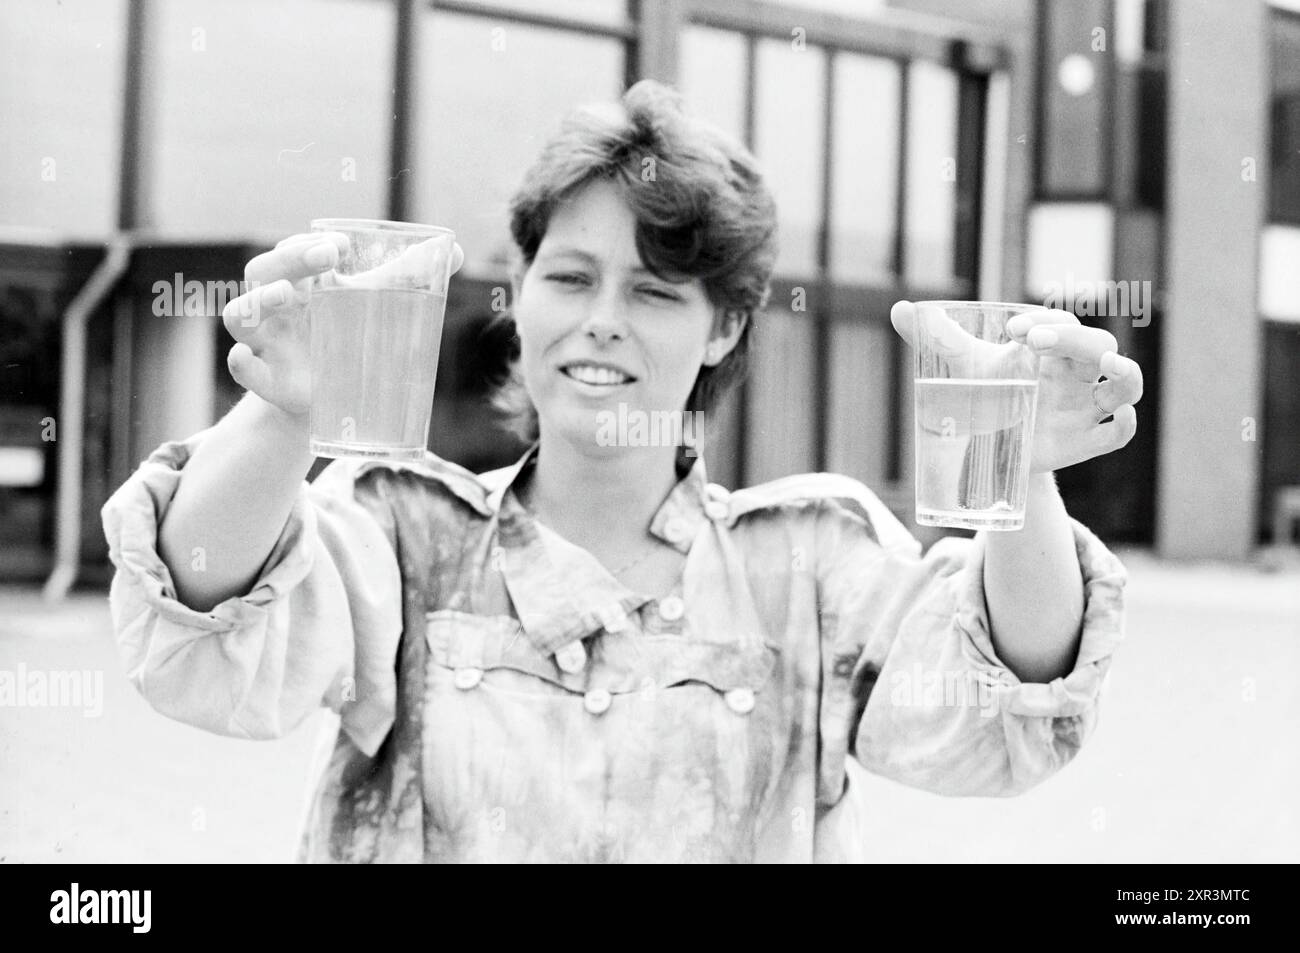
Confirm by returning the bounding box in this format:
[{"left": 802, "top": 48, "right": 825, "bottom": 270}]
[
  {"left": 109, "top": 296, "right": 136, "bottom": 492},
  {"left": 118, "top": 0, "right": 153, "bottom": 230},
  {"left": 632, "top": 0, "right": 683, "bottom": 85},
  {"left": 953, "top": 43, "right": 987, "bottom": 293},
  {"left": 120, "top": 0, "right": 214, "bottom": 466},
  {"left": 999, "top": 35, "right": 1034, "bottom": 302},
  {"left": 106, "top": 0, "right": 152, "bottom": 513},
  {"left": 1157, "top": 0, "right": 1265, "bottom": 557},
  {"left": 814, "top": 51, "right": 835, "bottom": 473},
  {"left": 737, "top": 31, "right": 757, "bottom": 489},
  {"left": 389, "top": 0, "right": 421, "bottom": 222},
  {"left": 886, "top": 59, "right": 910, "bottom": 485}
]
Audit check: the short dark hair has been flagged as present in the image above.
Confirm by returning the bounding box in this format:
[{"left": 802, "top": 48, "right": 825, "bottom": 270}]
[{"left": 489, "top": 79, "right": 778, "bottom": 443}]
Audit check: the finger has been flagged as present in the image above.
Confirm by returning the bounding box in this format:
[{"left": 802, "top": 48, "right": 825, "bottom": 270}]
[
  {"left": 245, "top": 231, "right": 349, "bottom": 286},
  {"left": 1089, "top": 403, "right": 1137, "bottom": 454},
  {"left": 226, "top": 342, "right": 275, "bottom": 395},
  {"left": 451, "top": 242, "right": 465, "bottom": 275},
  {"left": 893, "top": 301, "right": 988, "bottom": 355},
  {"left": 889, "top": 300, "right": 916, "bottom": 343},
  {"left": 897, "top": 301, "right": 1032, "bottom": 382},
  {"left": 1026, "top": 322, "right": 1118, "bottom": 366},
  {"left": 222, "top": 278, "right": 295, "bottom": 340},
  {"left": 367, "top": 235, "right": 457, "bottom": 288},
  {"left": 332, "top": 234, "right": 459, "bottom": 291},
  {"left": 273, "top": 232, "right": 323, "bottom": 250},
  {"left": 1095, "top": 352, "right": 1144, "bottom": 407},
  {"left": 1005, "top": 308, "right": 1080, "bottom": 342}
]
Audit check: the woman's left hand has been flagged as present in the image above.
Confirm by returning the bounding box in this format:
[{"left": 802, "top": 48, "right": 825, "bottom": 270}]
[{"left": 891, "top": 302, "right": 1145, "bottom": 473}]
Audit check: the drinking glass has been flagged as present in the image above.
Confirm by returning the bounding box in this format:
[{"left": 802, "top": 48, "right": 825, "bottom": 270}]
[
  {"left": 307, "top": 218, "right": 456, "bottom": 461},
  {"left": 912, "top": 300, "right": 1045, "bottom": 531}
]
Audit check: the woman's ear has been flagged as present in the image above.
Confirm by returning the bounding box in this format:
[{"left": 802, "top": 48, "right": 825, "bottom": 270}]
[{"left": 703, "top": 309, "right": 748, "bottom": 366}]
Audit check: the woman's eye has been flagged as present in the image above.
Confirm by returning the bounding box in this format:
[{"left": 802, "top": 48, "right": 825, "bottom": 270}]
[
  {"left": 547, "top": 273, "right": 590, "bottom": 287},
  {"left": 637, "top": 286, "right": 682, "bottom": 302}
]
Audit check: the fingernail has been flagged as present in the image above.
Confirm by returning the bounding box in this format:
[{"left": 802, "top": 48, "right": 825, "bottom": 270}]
[
  {"left": 1029, "top": 327, "right": 1057, "bottom": 348},
  {"left": 305, "top": 242, "right": 335, "bottom": 269},
  {"left": 1116, "top": 355, "right": 1139, "bottom": 376}
]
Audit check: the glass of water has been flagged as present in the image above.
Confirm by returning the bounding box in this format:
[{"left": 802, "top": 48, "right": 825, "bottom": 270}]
[
  {"left": 307, "top": 218, "right": 456, "bottom": 461},
  {"left": 911, "top": 300, "right": 1045, "bottom": 531}
]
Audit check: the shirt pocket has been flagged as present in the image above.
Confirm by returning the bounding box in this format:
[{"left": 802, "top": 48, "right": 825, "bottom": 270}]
[{"left": 420, "top": 608, "right": 784, "bottom": 862}]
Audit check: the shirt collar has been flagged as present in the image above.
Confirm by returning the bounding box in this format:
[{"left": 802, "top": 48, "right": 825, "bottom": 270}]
[{"left": 483, "top": 440, "right": 711, "bottom": 654}]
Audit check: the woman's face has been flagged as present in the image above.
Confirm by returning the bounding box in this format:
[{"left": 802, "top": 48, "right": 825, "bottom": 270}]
[{"left": 512, "top": 177, "right": 743, "bottom": 451}]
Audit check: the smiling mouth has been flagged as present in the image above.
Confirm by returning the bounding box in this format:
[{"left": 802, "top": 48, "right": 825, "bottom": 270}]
[{"left": 560, "top": 363, "right": 636, "bottom": 386}]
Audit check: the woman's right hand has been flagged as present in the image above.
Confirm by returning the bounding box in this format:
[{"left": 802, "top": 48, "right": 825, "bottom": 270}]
[
  {"left": 220, "top": 232, "right": 348, "bottom": 418},
  {"left": 220, "top": 232, "right": 466, "bottom": 418}
]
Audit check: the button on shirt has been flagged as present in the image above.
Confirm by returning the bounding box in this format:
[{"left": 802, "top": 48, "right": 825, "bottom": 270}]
[
  {"left": 704, "top": 500, "right": 730, "bottom": 521},
  {"left": 554, "top": 641, "right": 588, "bottom": 674},
  {"left": 101, "top": 435, "right": 1128, "bottom": 863},
  {"left": 453, "top": 667, "right": 484, "bottom": 691},
  {"left": 583, "top": 689, "right": 612, "bottom": 716},
  {"left": 656, "top": 596, "right": 685, "bottom": 622}
]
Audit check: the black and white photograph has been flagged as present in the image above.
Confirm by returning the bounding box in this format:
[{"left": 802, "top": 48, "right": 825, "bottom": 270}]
[{"left": 0, "top": 0, "right": 1296, "bottom": 894}]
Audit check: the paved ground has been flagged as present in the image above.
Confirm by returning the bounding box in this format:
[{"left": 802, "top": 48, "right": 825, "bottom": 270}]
[{"left": 2, "top": 548, "right": 1296, "bottom": 863}]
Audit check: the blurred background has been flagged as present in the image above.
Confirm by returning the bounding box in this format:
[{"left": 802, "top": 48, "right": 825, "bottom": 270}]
[{"left": 1, "top": 0, "right": 1297, "bottom": 863}]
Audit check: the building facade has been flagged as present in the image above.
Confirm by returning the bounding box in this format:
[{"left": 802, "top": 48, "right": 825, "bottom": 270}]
[{"left": 0, "top": 0, "right": 1296, "bottom": 589}]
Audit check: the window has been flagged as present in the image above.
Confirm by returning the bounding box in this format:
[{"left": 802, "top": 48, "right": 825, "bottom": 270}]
[
  {"left": 754, "top": 37, "right": 826, "bottom": 278},
  {"left": 1270, "top": 10, "right": 1300, "bottom": 225},
  {"left": 829, "top": 54, "right": 900, "bottom": 283},
  {"left": 0, "top": 0, "right": 127, "bottom": 234},
  {"left": 904, "top": 59, "right": 958, "bottom": 287},
  {"left": 151, "top": 0, "right": 393, "bottom": 236},
  {"left": 746, "top": 306, "right": 818, "bottom": 484},
  {"left": 414, "top": 12, "right": 626, "bottom": 275},
  {"left": 674, "top": 10, "right": 988, "bottom": 486},
  {"left": 679, "top": 25, "right": 747, "bottom": 143}
]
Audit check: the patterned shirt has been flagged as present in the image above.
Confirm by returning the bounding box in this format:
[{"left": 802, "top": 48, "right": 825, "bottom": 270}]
[{"left": 102, "top": 434, "right": 1126, "bottom": 863}]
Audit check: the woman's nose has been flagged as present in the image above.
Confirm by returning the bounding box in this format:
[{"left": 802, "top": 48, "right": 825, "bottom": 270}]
[
  {"left": 580, "top": 292, "right": 627, "bottom": 344},
  {"left": 586, "top": 324, "right": 624, "bottom": 345}
]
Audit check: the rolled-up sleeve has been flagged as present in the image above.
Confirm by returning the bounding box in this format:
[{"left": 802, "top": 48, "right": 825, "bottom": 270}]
[
  {"left": 100, "top": 433, "right": 403, "bottom": 757},
  {"left": 814, "top": 484, "right": 1126, "bottom": 799}
]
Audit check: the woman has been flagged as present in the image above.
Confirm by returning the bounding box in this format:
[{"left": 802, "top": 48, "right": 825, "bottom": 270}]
[{"left": 102, "top": 81, "right": 1142, "bottom": 863}]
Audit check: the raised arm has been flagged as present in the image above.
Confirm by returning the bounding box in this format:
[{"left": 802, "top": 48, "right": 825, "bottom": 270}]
[
  {"left": 813, "top": 483, "right": 1128, "bottom": 800},
  {"left": 159, "top": 233, "right": 343, "bottom": 610},
  {"left": 101, "top": 232, "right": 463, "bottom": 753},
  {"left": 160, "top": 232, "right": 465, "bottom": 611},
  {"left": 160, "top": 393, "right": 314, "bottom": 610},
  {"left": 982, "top": 314, "right": 1143, "bottom": 682}
]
